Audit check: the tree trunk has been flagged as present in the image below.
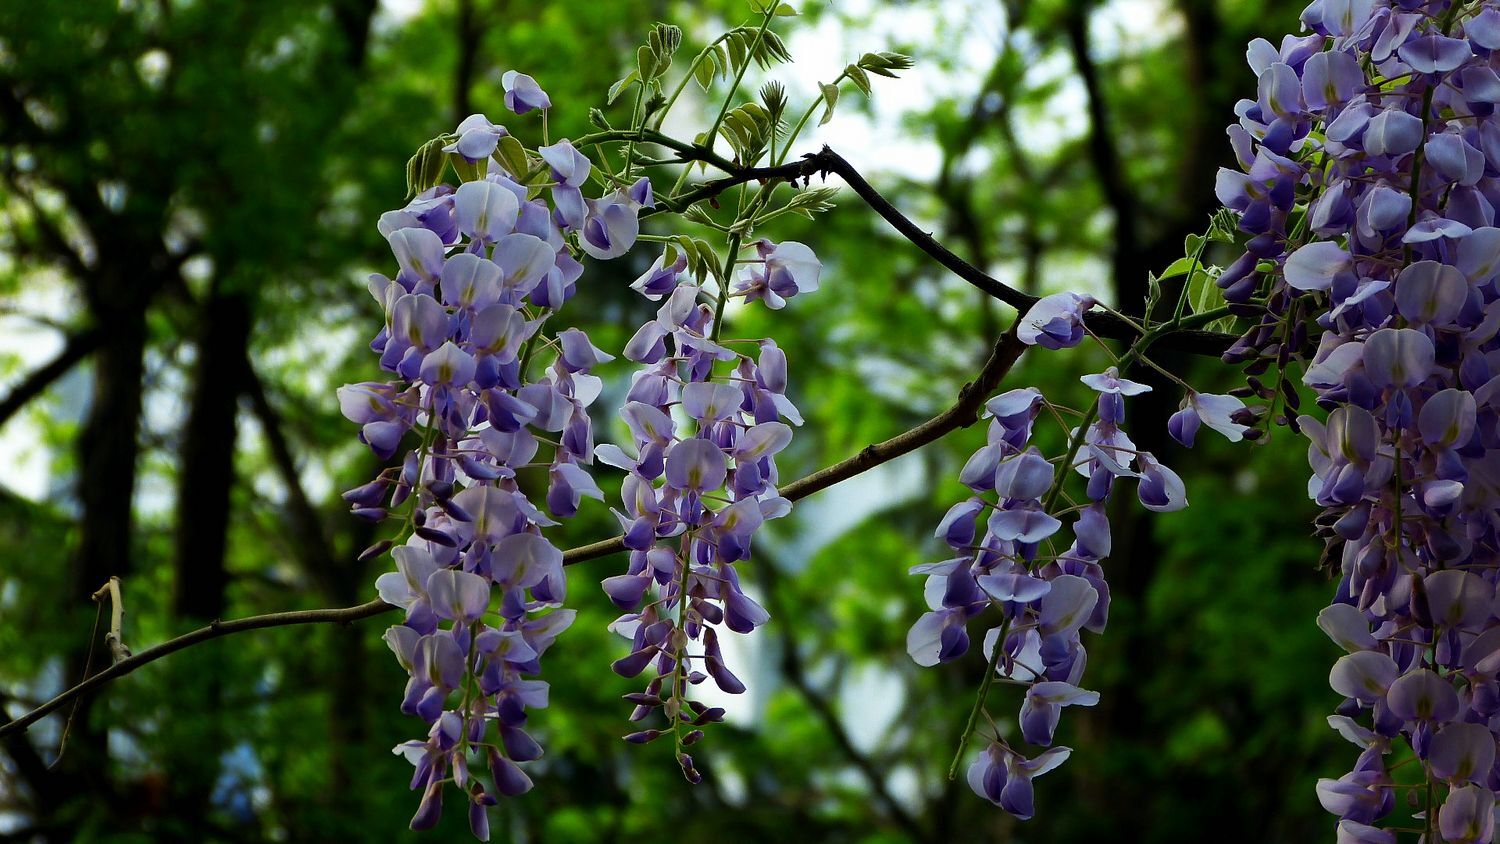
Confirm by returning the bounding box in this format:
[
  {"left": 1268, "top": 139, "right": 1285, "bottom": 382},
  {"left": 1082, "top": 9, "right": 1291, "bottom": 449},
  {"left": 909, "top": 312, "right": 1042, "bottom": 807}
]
[{"left": 172, "top": 287, "right": 251, "bottom": 621}]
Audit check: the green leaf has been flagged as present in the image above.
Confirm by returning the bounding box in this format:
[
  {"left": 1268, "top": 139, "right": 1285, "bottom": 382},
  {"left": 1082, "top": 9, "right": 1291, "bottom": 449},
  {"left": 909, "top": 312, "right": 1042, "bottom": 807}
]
[
  {"left": 693, "top": 46, "right": 720, "bottom": 90},
  {"left": 726, "top": 30, "right": 748, "bottom": 71},
  {"left": 404, "top": 158, "right": 418, "bottom": 201},
  {"left": 758, "top": 31, "right": 792, "bottom": 65},
  {"left": 858, "top": 51, "right": 915, "bottom": 77},
  {"left": 1184, "top": 233, "right": 1205, "bottom": 255},
  {"left": 1190, "top": 266, "right": 1230, "bottom": 331},
  {"left": 751, "top": 0, "right": 797, "bottom": 14},
  {"left": 681, "top": 205, "right": 715, "bottom": 229},
  {"left": 818, "top": 82, "right": 839, "bottom": 126},
  {"left": 494, "top": 135, "right": 529, "bottom": 179},
  {"left": 717, "top": 101, "right": 776, "bottom": 162},
  {"left": 846, "top": 65, "right": 872, "bottom": 96},
  {"left": 648, "top": 24, "right": 682, "bottom": 71},
  {"left": 760, "top": 80, "right": 787, "bottom": 125},
  {"left": 782, "top": 186, "right": 838, "bottom": 217},
  {"left": 636, "top": 46, "right": 658, "bottom": 83},
  {"left": 671, "top": 234, "right": 719, "bottom": 282},
  {"left": 642, "top": 92, "right": 667, "bottom": 121},
  {"left": 1159, "top": 255, "right": 1197, "bottom": 279},
  {"left": 1208, "top": 208, "right": 1240, "bottom": 242},
  {"left": 608, "top": 70, "right": 640, "bottom": 105},
  {"left": 450, "top": 152, "right": 482, "bottom": 183},
  {"left": 405, "top": 137, "right": 448, "bottom": 198}
]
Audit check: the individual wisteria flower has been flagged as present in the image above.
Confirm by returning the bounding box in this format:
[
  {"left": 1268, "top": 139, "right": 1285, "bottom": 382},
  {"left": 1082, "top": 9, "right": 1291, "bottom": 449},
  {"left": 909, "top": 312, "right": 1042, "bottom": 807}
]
[
  {"left": 1168, "top": 391, "right": 1251, "bottom": 447},
  {"left": 445, "top": 114, "right": 508, "bottom": 162},
  {"left": 731, "top": 239, "right": 822, "bottom": 309},
  {"left": 1016, "top": 291, "right": 1095, "bottom": 349},
  {"left": 339, "top": 91, "right": 645, "bottom": 837},
  {"left": 597, "top": 240, "right": 814, "bottom": 782},
  {"left": 501, "top": 71, "right": 550, "bottom": 114},
  {"left": 966, "top": 743, "right": 1072, "bottom": 820},
  {"left": 1212, "top": 1, "right": 1500, "bottom": 839},
  {"left": 580, "top": 179, "right": 653, "bottom": 260}
]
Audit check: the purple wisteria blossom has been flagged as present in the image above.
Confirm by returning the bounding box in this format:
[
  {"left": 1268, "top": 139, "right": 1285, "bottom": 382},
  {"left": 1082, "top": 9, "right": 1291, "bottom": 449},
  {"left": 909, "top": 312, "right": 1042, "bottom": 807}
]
[
  {"left": 910, "top": 300, "right": 1215, "bottom": 818},
  {"left": 600, "top": 240, "right": 815, "bottom": 780},
  {"left": 731, "top": 239, "right": 822, "bottom": 309},
  {"left": 501, "top": 71, "right": 551, "bottom": 114},
  {"left": 1016, "top": 291, "right": 1095, "bottom": 349},
  {"left": 1215, "top": 2, "right": 1500, "bottom": 838},
  {"left": 340, "top": 94, "right": 645, "bottom": 837}
]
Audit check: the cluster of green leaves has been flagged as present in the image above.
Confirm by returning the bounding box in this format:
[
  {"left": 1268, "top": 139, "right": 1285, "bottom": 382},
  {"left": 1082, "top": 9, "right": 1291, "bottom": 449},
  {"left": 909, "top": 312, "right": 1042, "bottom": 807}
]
[
  {"left": 689, "top": 18, "right": 795, "bottom": 91},
  {"left": 1145, "top": 208, "right": 1242, "bottom": 334},
  {"left": 818, "top": 51, "right": 916, "bottom": 126}
]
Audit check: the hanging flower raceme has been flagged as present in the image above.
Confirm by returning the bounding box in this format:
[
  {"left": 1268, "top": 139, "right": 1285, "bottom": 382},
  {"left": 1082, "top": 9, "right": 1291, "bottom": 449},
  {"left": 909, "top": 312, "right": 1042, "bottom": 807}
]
[
  {"left": 910, "top": 313, "right": 1238, "bottom": 819},
  {"left": 1213, "top": 2, "right": 1500, "bottom": 840},
  {"left": 338, "top": 79, "right": 647, "bottom": 838},
  {"left": 597, "top": 240, "right": 818, "bottom": 782}
]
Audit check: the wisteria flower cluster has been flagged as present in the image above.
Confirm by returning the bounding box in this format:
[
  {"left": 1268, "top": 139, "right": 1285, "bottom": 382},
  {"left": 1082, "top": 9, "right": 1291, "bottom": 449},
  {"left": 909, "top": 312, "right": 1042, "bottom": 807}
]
[
  {"left": 1215, "top": 1, "right": 1500, "bottom": 840},
  {"left": 337, "top": 77, "right": 650, "bottom": 837},
  {"left": 909, "top": 291, "right": 1250, "bottom": 818},
  {"left": 594, "top": 238, "right": 819, "bottom": 779}
]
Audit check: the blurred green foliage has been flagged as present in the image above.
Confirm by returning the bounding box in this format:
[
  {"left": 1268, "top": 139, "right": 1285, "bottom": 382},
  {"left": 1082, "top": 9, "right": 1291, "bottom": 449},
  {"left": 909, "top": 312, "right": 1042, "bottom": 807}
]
[{"left": 0, "top": 0, "right": 1344, "bottom": 841}]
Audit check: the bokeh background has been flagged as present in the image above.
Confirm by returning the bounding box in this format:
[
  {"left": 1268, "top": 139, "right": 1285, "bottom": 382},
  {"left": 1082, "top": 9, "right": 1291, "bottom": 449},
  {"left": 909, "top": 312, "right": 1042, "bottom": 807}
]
[{"left": 0, "top": 0, "right": 1341, "bottom": 841}]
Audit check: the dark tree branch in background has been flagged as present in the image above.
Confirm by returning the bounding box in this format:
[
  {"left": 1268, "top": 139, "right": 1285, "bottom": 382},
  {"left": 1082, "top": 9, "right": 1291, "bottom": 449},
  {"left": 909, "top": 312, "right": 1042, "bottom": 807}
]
[
  {"left": 0, "top": 329, "right": 100, "bottom": 429},
  {"left": 1064, "top": 5, "right": 1136, "bottom": 238},
  {"left": 452, "top": 0, "right": 486, "bottom": 122},
  {"left": 1, "top": 175, "right": 94, "bottom": 281},
  {"left": 243, "top": 362, "right": 338, "bottom": 573},
  {"left": 757, "top": 556, "right": 930, "bottom": 842},
  {"left": 1, "top": 330, "right": 1029, "bottom": 738},
  {"left": 0, "top": 691, "right": 62, "bottom": 814}
]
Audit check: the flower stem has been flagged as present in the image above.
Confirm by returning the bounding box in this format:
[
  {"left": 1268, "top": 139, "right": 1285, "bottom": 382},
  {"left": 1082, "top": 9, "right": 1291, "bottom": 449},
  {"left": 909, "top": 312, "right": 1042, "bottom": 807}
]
[{"left": 947, "top": 618, "right": 1010, "bottom": 780}]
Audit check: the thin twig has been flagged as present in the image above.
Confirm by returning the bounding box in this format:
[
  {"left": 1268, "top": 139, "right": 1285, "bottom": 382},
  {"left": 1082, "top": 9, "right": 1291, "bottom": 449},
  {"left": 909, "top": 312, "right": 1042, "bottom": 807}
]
[
  {"left": 48, "top": 596, "right": 104, "bottom": 767},
  {"left": 0, "top": 599, "right": 397, "bottom": 738},
  {"left": 49, "top": 578, "right": 129, "bottom": 766},
  {"left": 91, "top": 576, "right": 131, "bottom": 665}
]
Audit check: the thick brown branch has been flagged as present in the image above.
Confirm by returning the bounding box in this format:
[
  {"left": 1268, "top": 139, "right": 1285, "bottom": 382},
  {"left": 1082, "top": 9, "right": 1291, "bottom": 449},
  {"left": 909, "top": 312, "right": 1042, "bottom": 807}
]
[
  {"left": 563, "top": 328, "right": 1028, "bottom": 567},
  {"left": 0, "top": 599, "right": 397, "bottom": 738},
  {"left": 655, "top": 145, "right": 1235, "bottom": 357}
]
